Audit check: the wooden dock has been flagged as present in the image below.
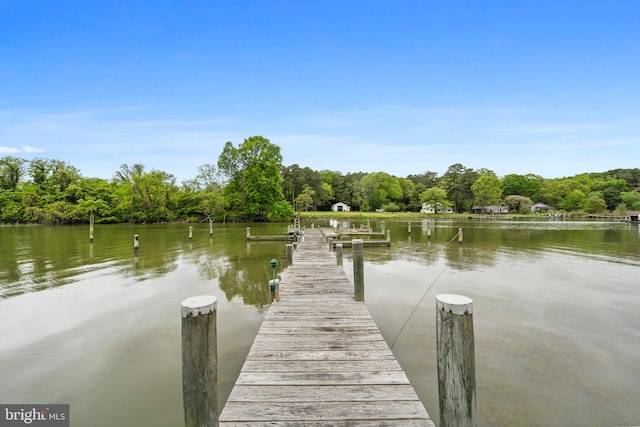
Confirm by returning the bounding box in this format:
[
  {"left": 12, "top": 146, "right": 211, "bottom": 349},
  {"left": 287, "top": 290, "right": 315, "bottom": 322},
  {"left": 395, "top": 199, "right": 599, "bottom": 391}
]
[{"left": 219, "top": 228, "right": 433, "bottom": 426}]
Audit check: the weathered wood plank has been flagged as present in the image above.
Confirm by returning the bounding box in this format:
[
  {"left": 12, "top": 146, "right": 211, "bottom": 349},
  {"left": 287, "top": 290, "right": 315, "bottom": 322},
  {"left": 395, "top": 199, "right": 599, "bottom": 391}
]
[
  {"left": 220, "top": 401, "right": 431, "bottom": 422},
  {"left": 240, "top": 359, "right": 404, "bottom": 373},
  {"left": 235, "top": 370, "right": 411, "bottom": 385},
  {"left": 225, "top": 384, "right": 421, "bottom": 402}
]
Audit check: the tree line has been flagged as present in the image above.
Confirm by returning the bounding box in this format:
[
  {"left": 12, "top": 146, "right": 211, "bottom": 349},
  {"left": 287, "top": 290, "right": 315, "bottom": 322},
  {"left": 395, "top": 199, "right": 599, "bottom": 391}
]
[{"left": 1, "top": 135, "right": 639, "bottom": 225}]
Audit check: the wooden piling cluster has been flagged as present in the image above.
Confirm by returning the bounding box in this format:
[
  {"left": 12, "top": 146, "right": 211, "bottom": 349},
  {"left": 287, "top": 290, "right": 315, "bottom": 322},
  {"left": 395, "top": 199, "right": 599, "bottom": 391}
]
[{"left": 218, "top": 228, "right": 434, "bottom": 426}]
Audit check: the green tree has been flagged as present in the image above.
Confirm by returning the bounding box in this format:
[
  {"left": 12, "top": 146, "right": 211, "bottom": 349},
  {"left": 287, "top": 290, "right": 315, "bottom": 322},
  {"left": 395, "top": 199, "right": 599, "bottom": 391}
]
[
  {"left": 114, "top": 164, "right": 178, "bottom": 223},
  {"left": 502, "top": 174, "right": 541, "bottom": 198},
  {"left": 419, "top": 187, "right": 450, "bottom": 212},
  {"left": 295, "top": 185, "right": 315, "bottom": 211},
  {"left": 602, "top": 187, "right": 622, "bottom": 211},
  {"left": 217, "top": 136, "right": 292, "bottom": 221},
  {"left": 442, "top": 164, "right": 478, "bottom": 213},
  {"left": 357, "top": 172, "right": 403, "bottom": 211},
  {"left": 0, "top": 157, "right": 26, "bottom": 190},
  {"left": 504, "top": 195, "right": 533, "bottom": 213},
  {"left": 585, "top": 194, "right": 607, "bottom": 213},
  {"left": 621, "top": 191, "right": 640, "bottom": 210},
  {"left": 472, "top": 173, "right": 502, "bottom": 212},
  {"left": 561, "top": 189, "right": 587, "bottom": 211}
]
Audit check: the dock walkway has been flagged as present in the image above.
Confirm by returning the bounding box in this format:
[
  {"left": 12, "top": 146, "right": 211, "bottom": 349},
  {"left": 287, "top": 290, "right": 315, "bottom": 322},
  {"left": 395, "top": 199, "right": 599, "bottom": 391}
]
[{"left": 219, "top": 228, "right": 433, "bottom": 426}]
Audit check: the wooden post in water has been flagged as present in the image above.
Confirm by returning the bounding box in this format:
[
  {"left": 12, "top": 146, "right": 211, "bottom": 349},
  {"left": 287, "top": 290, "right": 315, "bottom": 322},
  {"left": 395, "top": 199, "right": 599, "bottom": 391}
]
[
  {"left": 458, "top": 228, "right": 463, "bottom": 245},
  {"left": 134, "top": 234, "right": 139, "bottom": 252},
  {"left": 285, "top": 244, "right": 293, "bottom": 267},
  {"left": 427, "top": 223, "right": 432, "bottom": 241},
  {"left": 181, "top": 295, "right": 218, "bottom": 427},
  {"left": 89, "top": 213, "right": 94, "bottom": 243},
  {"left": 408, "top": 222, "right": 412, "bottom": 234},
  {"left": 386, "top": 229, "right": 391, "bottom": 242},
  {"left": 335, "top": 243, "right": 343, "bottom": 267},
  {"left": 209, "top": 219, "right": 213, "bottom": 237},
  {"left": 328, "top": 237, "right": 334, "bottom": 251},
  {"left": 246, "top": 226, "right": 251, "bottom": 240},
  {"left": 436, "top": 294, "right": 476, "bottom": 427},
  {"left": 352, "top": 239, "right": 364, "bottom": 302},
  {"left": 189, "top": 226, "right": 193, "bottom": 240}
]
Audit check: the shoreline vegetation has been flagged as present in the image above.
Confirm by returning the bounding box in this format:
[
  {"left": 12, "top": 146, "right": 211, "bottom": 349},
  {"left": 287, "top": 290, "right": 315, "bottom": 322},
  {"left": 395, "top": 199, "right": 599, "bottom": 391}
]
[{"left": 1, "top": 137, "right": 639, "bottom": 226}]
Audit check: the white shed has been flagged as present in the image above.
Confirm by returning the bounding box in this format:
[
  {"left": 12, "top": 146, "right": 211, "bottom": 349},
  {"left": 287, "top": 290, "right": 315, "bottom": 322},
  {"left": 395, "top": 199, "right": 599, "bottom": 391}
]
[{"left": 331, "top": 202, "right": 351, "bottom": 212}]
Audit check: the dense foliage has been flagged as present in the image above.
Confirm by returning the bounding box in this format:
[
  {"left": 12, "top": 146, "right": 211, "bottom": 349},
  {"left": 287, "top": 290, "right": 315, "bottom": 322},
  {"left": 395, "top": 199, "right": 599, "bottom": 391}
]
[{"left": 1, "top": 138, "right": 639, "bottom": 224}]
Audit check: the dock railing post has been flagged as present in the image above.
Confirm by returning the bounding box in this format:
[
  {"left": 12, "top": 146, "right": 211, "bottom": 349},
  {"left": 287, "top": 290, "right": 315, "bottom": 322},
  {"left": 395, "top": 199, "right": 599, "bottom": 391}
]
[
  {"left": 181, "top": 295, "right": 218, "bottom": 427},
  {"left": 352, "top": 239, "right": 364, "bottom": 302},
  {"left": 336, "top": 243, "right": 343, "bottom": 266},
  {"left": 436, "top": 294, "right": 476, "bottom": 427},
  {"left": 286, "top": 243, "right": 293, "bottom": 267},
  {"left": 89, "top": 213, "right": 94, "bottom": 243}
]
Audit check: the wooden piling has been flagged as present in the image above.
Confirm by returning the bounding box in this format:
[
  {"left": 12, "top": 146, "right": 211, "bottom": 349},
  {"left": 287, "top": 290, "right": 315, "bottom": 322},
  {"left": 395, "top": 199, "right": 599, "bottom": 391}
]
[
  {"left": 89, "top": 213, "right": 94, "bottom": 243},
  {"left": 181, "top": 295, "right": 218, "bottom": 427},
  {"left": 436, "top": 294, "right": 476, "bottom": 427},
  {"left": 285, "top": 244, "right": 293, "bottom": 267},
  {"left": 408, "top": 222, "right": 412, "bottom": 234},
  {"left": 428, "top": 223, "right": 432, "bottom": 241},
  {"left": 352, "top": 239, "right": 364, "bottom": 302},
  {"left": 209, "top": 219, "right": 213, "bottom": 237},
  {"left": 189, "top": 226, "right": 193, "bottom": 240},
  {"left": 458, "top": 228, "right": 463, "bottom": 245},
  {"left": 386, "top": 229, "right": 391, "bottom": 242},
  {"left": 246, "top": 226, "right": 251, "bottom": 240},
  {"left": 133, "top": 234, "right": 139, "bottom": 252},
  {"left": 328, "top": 237, "right": 334, "bottom": 251},
  {"left": 336, "top": 243, "right": 343, "bottom": 266}
]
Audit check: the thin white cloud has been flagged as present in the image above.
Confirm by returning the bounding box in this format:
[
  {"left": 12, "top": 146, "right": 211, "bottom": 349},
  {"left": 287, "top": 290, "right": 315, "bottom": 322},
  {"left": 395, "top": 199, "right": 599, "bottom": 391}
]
[
  {"left": 22, "top": 145, "right": 47, "bottom": 153},
  {"left": 0, "top": 146, "right": 46, "bottom": 154},
  {"left": 0, "top": 147, "right": 20, "bottom": 154}
]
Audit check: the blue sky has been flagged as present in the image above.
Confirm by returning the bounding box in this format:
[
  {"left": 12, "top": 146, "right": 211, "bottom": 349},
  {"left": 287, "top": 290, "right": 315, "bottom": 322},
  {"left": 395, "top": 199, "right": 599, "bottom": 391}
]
[{"left": 1, "top": 1, "right": 639, "bottom": 184}]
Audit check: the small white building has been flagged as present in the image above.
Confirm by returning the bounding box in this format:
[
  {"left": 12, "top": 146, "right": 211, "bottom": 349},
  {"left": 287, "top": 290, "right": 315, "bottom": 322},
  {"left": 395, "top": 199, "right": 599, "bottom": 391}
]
[
  {"left": 420, "top": 203, "right": 453, "bottom": 214},
  {"left": 531, "top": 203, "right": 554, "bottom": 213},
  {"left": 331, "top": 202, "right": 350, "bottom": 212}
]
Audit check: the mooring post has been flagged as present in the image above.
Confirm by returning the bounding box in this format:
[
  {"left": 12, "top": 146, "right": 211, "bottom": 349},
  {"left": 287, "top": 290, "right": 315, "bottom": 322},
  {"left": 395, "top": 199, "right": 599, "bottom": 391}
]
[
  {"left": 134, "top": 234, "right": 139, "bottom": 252},
  {"left": 428, "top": 223, "right": 432, "bottom": 241},
  {"left": 386, "top": 229, "right": 391, "bottom": 242},
  {"left": 246, "top": 226, "right": 251, "bottom": 240},
  {"left": 408, "top": 222, "right": 412, "bottom": 234},
  {"left": 336, "top": 243, "right": 343, "bottom": 266},
  {"left": 209, "top": 219, "right": 213, "bottom": 237},
  {"left": 285, "top": 243, "right": 293, "bottom": 267},
  {"left": 436, "top": 294, "right": 476, "bottom": 427},
  {"left": 89, "top": 213, "right": 94, "bottom": 243},
  {"left": 352, "top": 239, "right": 364, "bottom": 302},
  {"left": 458, "top": 227, "right": 463, "bottom": 245},
  {"left": 269, "top": 259, "right": 279, "bottom": 304},
  {"left": 189, "top": 226, "right": 193, "bottom": 240},
  {"left": 328, "top": 237, "right": 334, "bottom": 251},
  {"left": 181, "top": 295, "right": 218, "bottom": 427}
]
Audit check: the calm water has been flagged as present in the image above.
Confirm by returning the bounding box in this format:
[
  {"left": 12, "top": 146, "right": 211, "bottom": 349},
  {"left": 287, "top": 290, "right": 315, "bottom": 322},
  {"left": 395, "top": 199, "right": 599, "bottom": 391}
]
[{"left": 1, "top": 220, "right": 639, "bottom": 426}]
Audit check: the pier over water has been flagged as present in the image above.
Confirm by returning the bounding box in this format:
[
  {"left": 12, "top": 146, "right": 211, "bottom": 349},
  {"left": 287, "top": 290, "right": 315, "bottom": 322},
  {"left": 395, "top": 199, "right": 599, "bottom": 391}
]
[{"left": 219, "top": 228, "right": 433, "bottom": 426}]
